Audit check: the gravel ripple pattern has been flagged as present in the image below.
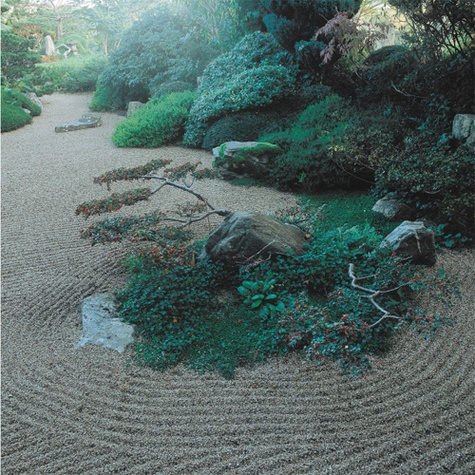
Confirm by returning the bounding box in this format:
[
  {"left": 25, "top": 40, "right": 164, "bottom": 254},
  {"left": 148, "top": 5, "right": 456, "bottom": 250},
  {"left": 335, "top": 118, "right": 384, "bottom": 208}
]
[{"left": 1, "top": 93, "right": 474, "bottom": 475}]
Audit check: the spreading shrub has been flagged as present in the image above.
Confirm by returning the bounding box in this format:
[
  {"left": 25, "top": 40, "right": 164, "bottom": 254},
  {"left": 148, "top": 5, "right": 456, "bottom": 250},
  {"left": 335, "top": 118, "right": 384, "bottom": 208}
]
[
  {"left": 374, "top": 133, "right": 475, "bottom": 240},
  {"left": 260, "top": 94, "right": 372, "bottom": 192},
  {"left": 111, "top": 91, "right": 196, "bottom": 148}
]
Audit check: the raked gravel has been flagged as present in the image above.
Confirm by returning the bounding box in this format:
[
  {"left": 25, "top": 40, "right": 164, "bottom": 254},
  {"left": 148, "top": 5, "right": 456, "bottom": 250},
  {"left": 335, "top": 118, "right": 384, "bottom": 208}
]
[{"left": 1, "top": 93, "right": 474, "bottom": 475}]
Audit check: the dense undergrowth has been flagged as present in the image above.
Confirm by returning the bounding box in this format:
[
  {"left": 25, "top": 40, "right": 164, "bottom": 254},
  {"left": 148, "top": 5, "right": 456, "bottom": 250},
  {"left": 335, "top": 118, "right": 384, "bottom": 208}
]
[{"left": 113, "top": 194, "right": 452, "bottom": 379}]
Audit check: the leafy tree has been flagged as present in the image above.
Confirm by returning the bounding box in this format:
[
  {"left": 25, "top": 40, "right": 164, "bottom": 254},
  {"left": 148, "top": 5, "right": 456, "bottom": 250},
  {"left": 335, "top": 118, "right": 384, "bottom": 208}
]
[
  {"left": 1, "top": 30, "right": 42, "bottom": 84},
  {"left": 388, "top": 0, "right": 474, "bottom": 59},
  {"left": 90, "top": 4, "right": 217, "bottom": 110},
  {"left": 260, "top": 0, "right": 364, "bottom": 73}
]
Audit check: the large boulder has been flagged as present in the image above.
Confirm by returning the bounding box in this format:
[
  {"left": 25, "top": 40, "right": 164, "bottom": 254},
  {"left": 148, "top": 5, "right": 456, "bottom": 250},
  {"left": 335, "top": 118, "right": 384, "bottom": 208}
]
[
  {"left": 200, "top": 212, "right": 306, "bottom": 267},
  {"left": 55, "top": 114, "right": 102, "bottom": 133},
  {"left": 75, "top": 293, "right": 135, "bottom": 353},
  {"left": 372, "top": 194, "right": 417, "bottom": 221},
  {"left": 212, "top": 141, "right": 281, "bottom": 180},
  {"left": 381, "top": 221, "right": 436, "bottom": 266}
]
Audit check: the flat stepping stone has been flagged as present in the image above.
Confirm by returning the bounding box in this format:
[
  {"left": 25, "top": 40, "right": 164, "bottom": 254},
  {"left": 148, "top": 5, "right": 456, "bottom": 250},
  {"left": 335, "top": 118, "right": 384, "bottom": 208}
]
[
  {"left": 75, "top": 293, "right": 135, "bottom": 353},
  {"left": 55, "top": 114, "right": 102, "bottom": 133}
]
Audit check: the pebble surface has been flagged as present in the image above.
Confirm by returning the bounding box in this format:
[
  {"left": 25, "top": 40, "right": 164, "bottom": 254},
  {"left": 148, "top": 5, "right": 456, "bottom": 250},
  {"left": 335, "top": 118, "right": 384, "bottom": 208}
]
[{"left": 2, "top": 93, "right": 474, "bottom": 475}]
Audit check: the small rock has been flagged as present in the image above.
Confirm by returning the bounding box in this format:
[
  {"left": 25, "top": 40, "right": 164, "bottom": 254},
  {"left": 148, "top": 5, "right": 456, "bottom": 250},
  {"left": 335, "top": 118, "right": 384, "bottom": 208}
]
[
  {"left": 372, "top": 195, "right": 417, "bottom": 221},
  {"left": 381, "top": 221, "right": 436, "bottom": 266},
  {"left": 127, "top": 101, "right": 145, "bottom": 117},
  {"left": 25, "top": 92, "right": 43, "bottom": 113},
  {"left": 75, "top": 293, "right": 135, "bottom": 353},
  {"left": 55, "top": 114, "right": 102, "bottom": 133}
]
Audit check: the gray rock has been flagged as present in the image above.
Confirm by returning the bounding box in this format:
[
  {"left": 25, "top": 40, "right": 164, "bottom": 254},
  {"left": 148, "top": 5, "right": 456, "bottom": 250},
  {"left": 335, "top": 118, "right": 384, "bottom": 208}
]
[
  {"left": 381, "top": 221, "right": 436, "bottom": 266},
  {"left": 44, "top": 35, "right": 56, "bottom": 56},
  {"left": 201, "top": 211, "right": 306, "bottom": 267},
  {"left": 452, "top": 114, "right": 475, "bottom": 141},
  {"left": 25, "top": 92, "right": 43, "bottom": 113},
  {"left": 75, "top": 293, "right": 135, "bottom": 353},
  {"left": 372, "top": 195, "right": 417, "bottom": 221},
  {"left": 212, "top": 141, "right": 281, "bottom": 180},
  {"left": 55, "top": 114, "right": 102, "bottom": 133},
  {"left": 127, "top": 101, "right": 145, "bottom": 117}
]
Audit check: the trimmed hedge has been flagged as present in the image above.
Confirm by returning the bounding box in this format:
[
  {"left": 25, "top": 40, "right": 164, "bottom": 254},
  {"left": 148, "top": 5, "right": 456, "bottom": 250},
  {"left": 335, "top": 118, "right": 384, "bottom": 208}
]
[{"left": 111, "top": 91, "right": 196, "bottom": 148}]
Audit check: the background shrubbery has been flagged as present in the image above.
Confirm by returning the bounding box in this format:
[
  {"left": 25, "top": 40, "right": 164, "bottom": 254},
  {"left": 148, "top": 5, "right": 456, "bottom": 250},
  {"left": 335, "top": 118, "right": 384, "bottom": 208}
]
[{"left": 36, "top": 55, "right": 108, "bottom": 93}]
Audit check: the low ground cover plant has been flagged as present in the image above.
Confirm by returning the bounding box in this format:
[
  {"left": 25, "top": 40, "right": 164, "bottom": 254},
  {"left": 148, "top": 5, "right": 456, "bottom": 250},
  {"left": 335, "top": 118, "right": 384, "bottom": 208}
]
[{"left": 77, "top": 160, "right": 453, "bottom": 378}]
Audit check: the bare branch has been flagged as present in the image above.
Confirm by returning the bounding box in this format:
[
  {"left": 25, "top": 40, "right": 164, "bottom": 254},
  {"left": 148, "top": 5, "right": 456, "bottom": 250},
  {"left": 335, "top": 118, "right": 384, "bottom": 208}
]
[
  {"left": 163, "top": 209, "right": 230, "bottom": 226},
  {"left": 348, "top": 263, "right": 403, "bottom": 329},
  {"left": 145, "top": 174, "right": 223, "bottom": 212}
]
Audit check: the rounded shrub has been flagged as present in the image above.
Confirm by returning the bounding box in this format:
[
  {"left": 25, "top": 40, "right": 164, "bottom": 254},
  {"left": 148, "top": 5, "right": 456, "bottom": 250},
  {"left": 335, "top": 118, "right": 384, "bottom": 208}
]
[
  {"left": 183, "top": 32, "right": 297, "bottom": 148},
  {"left": 184, "top": 64, "right": 297, "bottom": 147},
  {"left": 1, "top": 87, "right": 42, "bottom": 131},
  {"left": 111, "top": 91, "right": 196, "bottom": 148},
  {"left": 1, "top": 100, "right": 32, "bottom": 132}
]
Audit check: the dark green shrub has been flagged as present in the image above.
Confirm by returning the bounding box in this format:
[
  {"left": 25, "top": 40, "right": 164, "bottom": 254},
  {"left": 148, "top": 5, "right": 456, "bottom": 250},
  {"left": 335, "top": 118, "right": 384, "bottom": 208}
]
[
  {"left": 202, "top": 110, "right": 293, "bottom": 150},
  {"left": 88, "top": 74, "right": 116, "bottom": 112},
  {"left": 1, "top": 87, "right": 42, "bottom": 131},
  {"left": 1, "top": 30, "right": 41, "bottom": 84},
  {"left": 262, "top": 95, "right": 369, "bottom": 192},
  {"left": 184, "top": 64, "right": 297, "bottom": 147},
  {"left": 1, "top": 95, "right": 32, "bottom": 132},
  {"left": 111, "top": 91, "right": 196, "bottom": 148},
  {"left": 375, "top": 134, "right": 475, "bottom": 239}
]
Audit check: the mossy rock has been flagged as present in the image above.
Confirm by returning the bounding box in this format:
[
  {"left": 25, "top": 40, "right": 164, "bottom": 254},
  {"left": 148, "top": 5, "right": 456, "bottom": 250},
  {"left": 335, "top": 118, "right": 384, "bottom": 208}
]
[{"left": 212, "top": 141, "right": 281, "bottom": 180}]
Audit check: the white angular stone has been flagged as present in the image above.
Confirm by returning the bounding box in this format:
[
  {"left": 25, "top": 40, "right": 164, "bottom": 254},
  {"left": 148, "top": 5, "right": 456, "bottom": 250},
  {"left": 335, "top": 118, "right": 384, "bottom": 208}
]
[{"left": 75, "top": 293, "right": 135, "bottom": 353}]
